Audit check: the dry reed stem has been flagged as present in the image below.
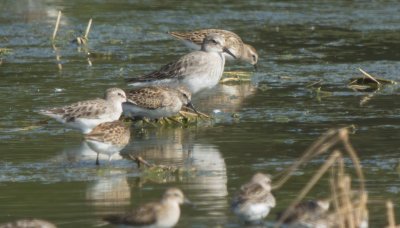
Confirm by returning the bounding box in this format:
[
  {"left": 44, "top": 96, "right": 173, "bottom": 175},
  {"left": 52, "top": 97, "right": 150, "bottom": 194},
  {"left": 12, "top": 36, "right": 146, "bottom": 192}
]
[
  {"left": 180, "top": 107, "right": 211, "bottom": 119},
  {"left": 330, "top": 164, "right": 346, "bottom": 228},
  {"left": 272, "top": 128, "right": 341, "bottom": 189},
  {"left": 84, "top": 18, "right": 92, "bottom": 39},
  {"left": 338, "top": 128, "right": 366, "bottom": 193},
  {"left": 386, "top": 200, "right": 396, "bottom": 228},
  {"left": 359, "top": 68, "right": 380, "bottom": 85},
  {"left": 274, "top": 151, "right": 342, "bottom": 228},
  {"left": 340, "top": 175, "right": 355, "bottom": 228},
  {"left": 52, "top": 11, "right": 62, "bottom": 41},
  {"left": 358, "top": 193, "right": 368, "bottom": 227}
]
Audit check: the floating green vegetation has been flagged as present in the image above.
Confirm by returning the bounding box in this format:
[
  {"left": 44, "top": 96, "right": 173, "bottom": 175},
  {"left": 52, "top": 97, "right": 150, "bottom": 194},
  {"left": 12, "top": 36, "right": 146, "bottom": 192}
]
[
  {"left": 122, "top": 108, "right": 213, "bottom": 128},
  {"left": 0, "top": 48, "right": 12, "bottom": 56},
  {"left": 349, "top": 68, "right": 397, "bottom": 91},
  {"left": 220, "top": 71, "right": 253, "bottom": 84},
  {"left": 128, "top": 155, "right": 196, "bottom": 183}
]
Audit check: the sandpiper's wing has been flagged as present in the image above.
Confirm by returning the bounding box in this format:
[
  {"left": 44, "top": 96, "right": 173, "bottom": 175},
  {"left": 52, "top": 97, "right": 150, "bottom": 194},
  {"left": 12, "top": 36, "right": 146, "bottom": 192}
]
[
  {"left": 104, "top": 202, "right": 159, "bottom": 226},
  {"left": 125, "top": 86, "right": 172, "bottom": 109},
  {"left": 126, "top": 51, "right": 210, "bottom": 83},
  {"left": 38, "top": 99, "right": 109, "bottom": 122},
  {"left": 85, "top": 121, "right": 130, "bottom": 145}
]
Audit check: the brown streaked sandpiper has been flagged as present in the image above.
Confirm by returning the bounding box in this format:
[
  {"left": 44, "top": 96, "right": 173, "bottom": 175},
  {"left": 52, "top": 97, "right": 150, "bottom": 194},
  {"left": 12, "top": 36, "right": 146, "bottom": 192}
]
[
  {"left": 231, "top": 173, "right": 276, "bottom": 224},
  {"left": 103, "top": 188, "right": 190, "bottom": 227},
  {"left": 123, "top": 85, "right": 196, "bottom": 120},
  {"left": 84, "top": 120, "right": 130, "bottom": 165},
  {"left": 0, "top": 219, "right": 57, "bottom": 228}
]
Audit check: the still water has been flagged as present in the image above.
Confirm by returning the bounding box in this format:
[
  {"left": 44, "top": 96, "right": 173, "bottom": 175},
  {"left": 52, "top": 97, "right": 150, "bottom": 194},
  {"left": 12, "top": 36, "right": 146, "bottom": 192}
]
[{"left": 1, "top": 0, "right": 400, "bottom": 227}]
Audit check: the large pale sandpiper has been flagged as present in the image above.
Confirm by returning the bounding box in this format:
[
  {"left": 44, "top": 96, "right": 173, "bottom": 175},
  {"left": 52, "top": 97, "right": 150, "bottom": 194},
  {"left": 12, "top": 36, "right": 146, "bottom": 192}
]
[
  {"left": 168, "top": 29, "right": 258, "bottom": 70},
  {"left": 126, "top": 33, "right": 236, "bottom": 94}
]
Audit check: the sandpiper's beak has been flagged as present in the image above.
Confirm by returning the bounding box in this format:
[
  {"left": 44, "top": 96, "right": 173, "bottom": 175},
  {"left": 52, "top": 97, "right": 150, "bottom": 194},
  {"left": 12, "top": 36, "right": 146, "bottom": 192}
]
[
  {"left": 186, "top": 102, "right": 199, "bottom": 114},
  {"left": 253, "top": 64, "right": 258, "bottom": 72},
  {"left": 223, "top": 47, "right": 236, "bottom": 59},
  {"left": 126, "top": 98, "right": 136, "bottom": 104},
  {"left": 183, "top": 197, "right": 195, "bottom": 208}
]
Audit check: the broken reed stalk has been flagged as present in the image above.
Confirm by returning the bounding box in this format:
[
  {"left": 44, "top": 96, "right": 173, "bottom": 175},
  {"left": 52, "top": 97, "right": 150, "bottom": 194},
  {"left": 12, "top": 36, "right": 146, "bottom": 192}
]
[
  {"left": 52, "top": 11, "right": 62, "bottom": 41},
  {"left": 340, "top": 175, "right": 355, "bottom": 228},
  {"left": 386, "top": 200, "right": 396, "bottom": 228},
  {"left": 84, "top": 18, "right": 92, "bottom": 39},
  {"left": 272, "top": 128, "right": 342, "bottom": 189},
  {"left": 359, "top": 68, "right": 380, "bottom": 85},
  {"left": 274, "top": 151, "right": 342, "bottom": 228},
  {"left": 338, "top": 128, "right": 366, "bottom": 193}
]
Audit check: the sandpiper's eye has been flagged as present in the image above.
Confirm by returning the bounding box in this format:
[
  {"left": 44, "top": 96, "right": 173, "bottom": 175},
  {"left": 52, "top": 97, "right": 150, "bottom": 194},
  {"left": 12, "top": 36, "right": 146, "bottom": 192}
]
[
  {"left": 212, "top": 39, "right": 218, "bottom": 44},
  {"left": 252, "top": 55, "right": 257, "bottom": 61}
]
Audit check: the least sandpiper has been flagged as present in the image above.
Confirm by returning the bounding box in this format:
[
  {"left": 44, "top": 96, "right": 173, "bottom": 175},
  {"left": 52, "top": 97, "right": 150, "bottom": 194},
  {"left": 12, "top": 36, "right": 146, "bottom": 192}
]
[
  {"left": 85, "top": 120, "right": 130, "bottom": 165},
  {"left": 123, "top": 85, "right": 196, "bottom": 119},
  {"left": 168, "top": 29, "right": 258, "bottom": 70},
  {"left": 126, "top": 33, "right": 236, "bottom": 94},
  {"left": 231, "top": 173, "right": 276, "bottom": 224},
  {"left": 38, "top": 88, "right": 128, "bottom": 134},
  {"left": 277, "top": 200, "right": 330, "bottom": 225},
  {"left": 0, "top": 219, "right": 57, "bottom": 228},
  {"left": 103, "top": 188, "right": 190, "bottom": 227}
]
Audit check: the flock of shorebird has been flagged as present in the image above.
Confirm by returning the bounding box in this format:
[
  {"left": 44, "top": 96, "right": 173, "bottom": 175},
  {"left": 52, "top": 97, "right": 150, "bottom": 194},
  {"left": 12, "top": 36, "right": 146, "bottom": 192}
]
[{"left": 1, "top": 30, "right": 335, "bottom": 228}]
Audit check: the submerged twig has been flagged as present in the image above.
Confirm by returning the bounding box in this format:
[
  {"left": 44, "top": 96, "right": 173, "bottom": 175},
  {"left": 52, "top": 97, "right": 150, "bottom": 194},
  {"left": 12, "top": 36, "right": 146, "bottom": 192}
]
[
  {"left": 52, "top": 11, "right": 62, "bottom": 41},
  {"left": 128, "top": 154, "right": 152, "bottom": 168},
  {"left": 306, "top": 79, "right": 323, "bottom": 88},
  {"left": 275, "top": 151, "right": 342, "bottom": 228}
]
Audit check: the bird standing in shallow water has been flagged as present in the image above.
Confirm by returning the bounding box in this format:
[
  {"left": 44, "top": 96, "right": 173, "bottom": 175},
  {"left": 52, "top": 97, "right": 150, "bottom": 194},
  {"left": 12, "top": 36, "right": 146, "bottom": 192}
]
[
  {"left": 167, "top": 29, "right": 258, "bottom": 71},
  {"left": 84, "top": 120, "right": 130, "bottom": 165},
  {"left": 103, "top": 188, "right": 190, "bottom": 227},
  {"left": 126, "top": 33, "right": 236, "bottom": 94},
  {"left": 231, "top": 173, "right": 276, "bottom": 224},
  {"left": 123, "top": 85, "right": 197, "bottom": 120},
  {"left": 37, "top": 88, "right": 128, "bottom": 134}
]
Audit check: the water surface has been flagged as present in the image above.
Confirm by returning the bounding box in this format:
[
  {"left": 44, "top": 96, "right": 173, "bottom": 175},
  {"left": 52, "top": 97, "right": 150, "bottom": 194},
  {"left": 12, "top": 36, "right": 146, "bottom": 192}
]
[{"left": 1, "top": 0, "right": 400, "bottom": 227}]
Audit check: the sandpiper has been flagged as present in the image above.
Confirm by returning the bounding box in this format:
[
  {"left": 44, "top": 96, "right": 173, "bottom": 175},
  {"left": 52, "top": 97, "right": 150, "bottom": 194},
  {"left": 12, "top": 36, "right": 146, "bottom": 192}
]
[
  {"left": 126, "top": 33, "right": 236, "bottom": 94},
  {"left": 103, "top": 188, "right": 190, "bottom": 227},
  {"left": 231, "top": 173, "right": 276, "bottom": 224},
  {"left": 85, "top": 120, "right": 130, "bottom": 165},
  {"left": 168, "top": 29, "right": 258, "bottom": 70},
  {"left": 123, "top": 85, "right": 196, "bottom": 119},
  {"left": 0, "top": 219, "right": 57, "bottom": 228},
  {"left": 277, "top": 200, "right": 330, "bottom": 226},
  {"left": 38, "top": 88, "right": 128, "bottom": 134}
]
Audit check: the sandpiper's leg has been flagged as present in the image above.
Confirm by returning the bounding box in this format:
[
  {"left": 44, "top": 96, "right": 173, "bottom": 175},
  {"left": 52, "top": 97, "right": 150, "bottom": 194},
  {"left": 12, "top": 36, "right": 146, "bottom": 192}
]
[{"left": 96, "top": 153, "right": 100, "bottom": 165}]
